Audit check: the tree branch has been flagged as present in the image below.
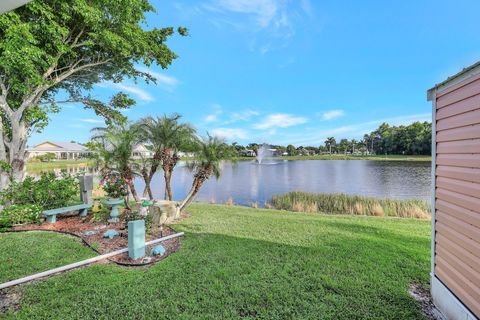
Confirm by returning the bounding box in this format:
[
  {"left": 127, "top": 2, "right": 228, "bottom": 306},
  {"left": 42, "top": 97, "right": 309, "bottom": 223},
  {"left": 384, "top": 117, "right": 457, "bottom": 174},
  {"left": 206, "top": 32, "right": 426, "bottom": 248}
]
[{"left": 0, "top": 78, "right": 13, "bottom": 119}]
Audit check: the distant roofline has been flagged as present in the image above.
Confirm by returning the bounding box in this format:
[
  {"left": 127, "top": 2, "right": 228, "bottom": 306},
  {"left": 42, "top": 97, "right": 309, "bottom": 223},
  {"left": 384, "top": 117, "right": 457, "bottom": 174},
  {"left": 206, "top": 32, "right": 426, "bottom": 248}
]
[
  {"left": 33, "top": 141, "right": 62, "bottom": 149},
  {"left": 427, "top": 60, "right": 480, "bottom": 101}
]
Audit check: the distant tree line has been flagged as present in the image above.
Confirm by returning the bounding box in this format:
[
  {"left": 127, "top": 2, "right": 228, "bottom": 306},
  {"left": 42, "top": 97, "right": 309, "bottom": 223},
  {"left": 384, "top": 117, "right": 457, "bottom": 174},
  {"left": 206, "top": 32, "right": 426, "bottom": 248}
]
[{"left": 233, "top": 121, "right": 432, "bottom": 156}]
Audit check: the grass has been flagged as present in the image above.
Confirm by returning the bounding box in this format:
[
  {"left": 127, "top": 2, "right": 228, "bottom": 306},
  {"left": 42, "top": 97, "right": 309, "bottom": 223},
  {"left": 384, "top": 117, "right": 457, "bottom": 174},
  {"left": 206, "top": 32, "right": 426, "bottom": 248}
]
[
  {"left": 26, "top": 160, "right": 94, "bottom": 172},
  {"left": 0, "top": 204, "right": 431, "bottom": 319},
  {"left": 0, "top": 231, "right": 95, "bottom": 283},
  {"left": 271, "top": 191, "right": 430, "bottom": 219},
  {"left": 271, "top": 192, "right": 431, "bottom": 219}
]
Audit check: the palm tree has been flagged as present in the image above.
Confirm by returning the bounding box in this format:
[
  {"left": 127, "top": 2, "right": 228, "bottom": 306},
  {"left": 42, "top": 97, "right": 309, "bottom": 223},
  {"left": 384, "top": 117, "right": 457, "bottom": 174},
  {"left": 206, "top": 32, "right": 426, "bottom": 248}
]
[
  {"left": 90, "top": 123, "right": 141, "bottom": 205},
  {"left": 179, "top": 135, "right": 236, "bottom": 213},
  {"left": 138, "top": 114, "right": 197, "bottom": 201},
  {"left": 324, "top": 137, "right": 336, "bottom": 154}
]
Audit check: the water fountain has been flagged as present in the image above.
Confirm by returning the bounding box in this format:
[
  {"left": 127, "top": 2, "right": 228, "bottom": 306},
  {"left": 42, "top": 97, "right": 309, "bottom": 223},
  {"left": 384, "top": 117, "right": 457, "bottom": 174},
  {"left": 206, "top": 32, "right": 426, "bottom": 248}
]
[{"left": 255, "top": 144, "right": 275, "bottom": 164}]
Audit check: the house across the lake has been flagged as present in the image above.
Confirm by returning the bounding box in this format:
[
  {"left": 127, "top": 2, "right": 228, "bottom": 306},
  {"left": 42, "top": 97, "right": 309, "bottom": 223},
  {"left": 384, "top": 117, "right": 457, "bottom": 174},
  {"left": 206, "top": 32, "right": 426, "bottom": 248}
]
[
  {"left": 132, "top": 144, "right": 154, "bottom": 159},
  {"left": 27, "top": 141, "right": 90, "bottom": 160}
]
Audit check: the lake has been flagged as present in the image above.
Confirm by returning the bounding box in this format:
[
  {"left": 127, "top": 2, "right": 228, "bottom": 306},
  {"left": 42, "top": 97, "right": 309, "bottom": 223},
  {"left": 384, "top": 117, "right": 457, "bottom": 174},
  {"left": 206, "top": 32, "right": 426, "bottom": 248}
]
[
  {"left": 36, "top": 160, "right": 431, "bottom": 206},
  {"left": 148, "top": 160, "right": 431, "bottom": 205}
]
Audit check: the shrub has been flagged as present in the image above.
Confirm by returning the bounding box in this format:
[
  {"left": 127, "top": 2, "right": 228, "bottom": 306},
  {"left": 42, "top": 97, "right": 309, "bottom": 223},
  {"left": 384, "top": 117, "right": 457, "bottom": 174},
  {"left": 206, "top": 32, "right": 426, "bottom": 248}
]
[
  {"left": 34, "top": 153, "right": 56, "bottom": 162},
  {"left": 100, "top": 173, "right": 129, "bottom": 198},
  {"left": 0, "top": 204, "right": 42, "bottom": 229},
  {"left": 0, "top": 172, "right": 79, "bottom": 210}
]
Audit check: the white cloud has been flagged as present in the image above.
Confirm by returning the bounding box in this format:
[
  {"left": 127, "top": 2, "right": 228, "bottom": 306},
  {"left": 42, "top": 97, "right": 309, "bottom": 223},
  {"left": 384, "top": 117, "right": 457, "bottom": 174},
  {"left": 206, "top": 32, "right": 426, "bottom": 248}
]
[
  {"left": 254, "top": 113, "right": 307, "bottom": 129},
  {"left": 320, "top": 109, "right": 345, "bottom": 121},
  {"left": 211, "top": 128, "right": 248, "bottom": 140},
  {"left": 137, "top": 67, "right": 180, "bottom": 92},
  {"left": 284, "top": 113, "right": 432, "bottom": 146},
  {"left": 227, "top": 109, "right": 260, "bottom": 123},
  {"left": 212, "top": 0, "right": 279, "bottom": 28},
  {"left": 100, "top": 82, "right": 153, "bottom": 102},
  {"left": 80, "top": 118, "right": 104, "bottom": 124},
  {"left": 199, "top": 0, "right": 309, "bottom": 53},
  {"left": 204, "top": 104, "right": 223, "bottom": 123}
]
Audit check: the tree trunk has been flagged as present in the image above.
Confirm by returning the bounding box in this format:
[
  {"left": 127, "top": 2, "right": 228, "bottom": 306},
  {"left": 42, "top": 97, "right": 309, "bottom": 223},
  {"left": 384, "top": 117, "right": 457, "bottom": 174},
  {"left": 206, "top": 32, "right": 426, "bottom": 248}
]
[
  {"left": 141, "top": 170, "right": 153, "bottom": 200},
  {"left": 179, "top": 178, "right": 204, "bottom": 212},
  {"left": 161, "top": 150, "right": 177, "bottom": 201},
  {"left": 125, "top": 173, "right": 139, "bottom": 203},
  {"left": 164, "top": 169, "right": 173, "bottom": 201},
  {"left": 0, "top": 113, "right": 28, "bottom": 190},
  {"left": 142, "top": 177, "right": 153, "bottom": 199}
]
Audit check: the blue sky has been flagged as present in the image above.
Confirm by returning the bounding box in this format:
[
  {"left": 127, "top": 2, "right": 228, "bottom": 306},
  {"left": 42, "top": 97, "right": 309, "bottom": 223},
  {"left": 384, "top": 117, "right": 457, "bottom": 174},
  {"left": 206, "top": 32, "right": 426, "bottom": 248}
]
[{"left": 31, "top": 0, "right": 480, "bottom": 147}]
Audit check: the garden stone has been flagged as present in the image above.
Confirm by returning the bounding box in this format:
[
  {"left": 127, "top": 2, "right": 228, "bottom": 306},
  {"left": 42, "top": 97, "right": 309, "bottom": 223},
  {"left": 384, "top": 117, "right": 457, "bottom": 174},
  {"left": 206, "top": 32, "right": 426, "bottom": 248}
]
[
  {"left": 84, "top": 230, "right": 98, "bottom": 236},
  {"left": 151, "top": 245, "right": 166, "bottom": 257},
  {"left": 102, "top": 229, "right": 119, "bottom": 239}
]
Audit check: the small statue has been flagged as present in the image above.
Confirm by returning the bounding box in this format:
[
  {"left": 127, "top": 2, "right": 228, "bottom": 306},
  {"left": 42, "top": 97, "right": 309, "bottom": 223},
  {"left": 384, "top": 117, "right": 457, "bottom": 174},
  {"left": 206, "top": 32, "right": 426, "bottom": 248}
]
[{"left": 139, "top": 199, "right": 150, "bottom": 218}]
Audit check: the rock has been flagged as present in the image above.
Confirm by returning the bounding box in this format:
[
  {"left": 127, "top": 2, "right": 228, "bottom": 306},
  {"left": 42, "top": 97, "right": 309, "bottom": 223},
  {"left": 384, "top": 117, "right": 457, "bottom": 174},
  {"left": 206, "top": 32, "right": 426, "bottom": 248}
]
[
  {"left": 84, "top": 230, "right": 98, "bottom": 236},
  {"left": 102, "top": 229, "right": 119, "bottom": 239},
  {"left": 142, "top": 257, "right": 153, "bottom": 264},
  {"left": 151, "top": 245, "right": 166, "bottom": 256},
  {"left": 151, "top": 200, "right": 179, "bottom": 225}
]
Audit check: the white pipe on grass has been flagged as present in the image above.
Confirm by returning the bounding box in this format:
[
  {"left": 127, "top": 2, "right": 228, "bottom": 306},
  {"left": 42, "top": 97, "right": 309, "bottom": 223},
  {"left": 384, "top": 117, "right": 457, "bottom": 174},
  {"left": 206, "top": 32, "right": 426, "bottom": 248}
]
[{"left": 0, "top": 232, "right": 184, "bottom": 290}]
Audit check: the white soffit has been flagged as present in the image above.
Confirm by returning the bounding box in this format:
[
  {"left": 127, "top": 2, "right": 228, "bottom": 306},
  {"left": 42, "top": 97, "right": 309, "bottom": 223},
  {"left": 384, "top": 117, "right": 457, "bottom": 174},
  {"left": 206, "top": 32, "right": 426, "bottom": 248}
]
[{"left": 0, "top": 0, "right": 32, "bottom": 14}]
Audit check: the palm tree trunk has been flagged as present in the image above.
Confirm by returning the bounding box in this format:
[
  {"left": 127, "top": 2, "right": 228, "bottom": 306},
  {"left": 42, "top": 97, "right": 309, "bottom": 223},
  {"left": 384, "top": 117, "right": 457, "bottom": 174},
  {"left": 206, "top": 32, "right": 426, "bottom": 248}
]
[
  {"left": 179, "top": 178, "right": 203, "bottom": 212},
  {"left": 142, "top": 175, "right": 153, "bottom": 199},
  {"left": 164, "top": 169, "right": 173, "bottom": 201},
  {"left": 126, "top": 177, "right": 139, "bottom": 203}
]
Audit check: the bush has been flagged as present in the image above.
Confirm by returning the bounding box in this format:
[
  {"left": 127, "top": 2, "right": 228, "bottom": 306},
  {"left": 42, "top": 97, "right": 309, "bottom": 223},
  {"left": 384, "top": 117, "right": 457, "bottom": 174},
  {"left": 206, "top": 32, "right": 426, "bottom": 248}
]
[
  {"left": 34, "top": 153, "right": 57, "bottom": 162},
  {"left": 0, "top": 204, "right": 42, "bottom": 229},
  {"left": 0, "top": 172, "right": 79, "bottom": 210},
  {"left": 100, "top": 173, "right": 129, "bottom": 198}
]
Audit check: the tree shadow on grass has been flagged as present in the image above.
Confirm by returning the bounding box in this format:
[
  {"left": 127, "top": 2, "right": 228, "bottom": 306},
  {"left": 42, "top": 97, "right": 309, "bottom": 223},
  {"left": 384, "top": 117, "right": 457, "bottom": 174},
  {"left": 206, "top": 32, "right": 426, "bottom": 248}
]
[{"left": 4, "top": 230, "right": 430, "bottom": 320}]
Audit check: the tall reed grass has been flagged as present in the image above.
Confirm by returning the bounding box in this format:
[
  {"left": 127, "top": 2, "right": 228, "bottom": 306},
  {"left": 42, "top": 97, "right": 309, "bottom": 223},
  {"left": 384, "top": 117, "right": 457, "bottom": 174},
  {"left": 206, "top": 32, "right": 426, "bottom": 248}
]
[{"left": 270, "top": 192, "right": 431, "bottom": 219}]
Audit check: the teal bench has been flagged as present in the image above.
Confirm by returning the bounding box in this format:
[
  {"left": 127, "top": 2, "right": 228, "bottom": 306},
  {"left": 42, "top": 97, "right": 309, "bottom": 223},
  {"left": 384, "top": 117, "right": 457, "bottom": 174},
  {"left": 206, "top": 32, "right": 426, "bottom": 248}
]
[{"left": 42, "top": 203, "right": 92, "bottom": 223}]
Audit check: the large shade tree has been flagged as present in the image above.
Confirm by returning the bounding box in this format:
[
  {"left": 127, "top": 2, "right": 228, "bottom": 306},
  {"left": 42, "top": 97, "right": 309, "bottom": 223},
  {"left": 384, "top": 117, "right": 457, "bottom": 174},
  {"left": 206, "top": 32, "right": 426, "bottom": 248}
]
[{"left": 0, "top": 0, "right": 187, "bottom": 189}]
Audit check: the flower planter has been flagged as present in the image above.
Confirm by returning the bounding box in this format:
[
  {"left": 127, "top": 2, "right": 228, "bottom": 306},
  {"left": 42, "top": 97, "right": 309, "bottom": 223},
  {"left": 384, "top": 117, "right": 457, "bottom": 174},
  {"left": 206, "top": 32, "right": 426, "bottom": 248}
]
[{"left": 104, "top": 198, "right": 124, "bottom": 223}]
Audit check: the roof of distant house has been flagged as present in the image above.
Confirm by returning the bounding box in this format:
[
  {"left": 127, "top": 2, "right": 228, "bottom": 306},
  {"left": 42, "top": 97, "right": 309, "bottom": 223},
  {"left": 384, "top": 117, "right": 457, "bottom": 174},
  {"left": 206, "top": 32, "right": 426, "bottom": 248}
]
[{"left": 28, "top": 141, "right": 88, "bottom": 152}]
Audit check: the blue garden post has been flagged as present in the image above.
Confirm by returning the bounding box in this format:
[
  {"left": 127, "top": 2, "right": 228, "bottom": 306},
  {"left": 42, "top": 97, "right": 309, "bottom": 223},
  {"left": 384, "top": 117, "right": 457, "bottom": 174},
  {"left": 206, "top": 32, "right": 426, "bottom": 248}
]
[{"left": 128, "top": 220, "right": 145, "bottom": 260}]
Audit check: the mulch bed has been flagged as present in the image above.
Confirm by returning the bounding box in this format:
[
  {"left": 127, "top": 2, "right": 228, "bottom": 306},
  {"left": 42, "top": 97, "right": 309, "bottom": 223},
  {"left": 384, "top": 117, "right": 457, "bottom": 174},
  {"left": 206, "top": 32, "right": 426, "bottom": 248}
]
[{"left": 13, "top": 215, "right": 181, "bottom": 266}]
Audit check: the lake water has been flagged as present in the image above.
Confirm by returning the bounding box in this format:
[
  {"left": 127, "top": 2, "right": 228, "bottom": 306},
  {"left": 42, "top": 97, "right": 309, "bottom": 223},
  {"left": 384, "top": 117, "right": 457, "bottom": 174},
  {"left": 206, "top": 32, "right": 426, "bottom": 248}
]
[
  {"left": 139, "top": 160, "right": 431, "bottom": 205},
  {"left": 29, "top": 160, "right": 431, "bottom": 206}
]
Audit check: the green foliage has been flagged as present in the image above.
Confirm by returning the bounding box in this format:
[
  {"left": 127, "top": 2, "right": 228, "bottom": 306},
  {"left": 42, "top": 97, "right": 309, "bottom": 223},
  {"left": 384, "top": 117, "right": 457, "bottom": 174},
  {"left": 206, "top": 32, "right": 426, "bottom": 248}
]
[
  {"left": 138, "top": 113, "right": 198, "bottom": 155},
  {"left": 91, "top": 201, "right": 110, "bottom": 223},
  {"left": 188, "top": 135, "right": 237, "bottom": 179},
  {"left": 0, "top": 204, "right": 42, "bottom": 229},
  {"left": 33, "top": 153, "right": 56, "bottom": 162},
  {"left": 271, "top": 192, "right": 431, "bottom": 219},
  {"left": 0, "top": 160, "right": 12, "bottom": 173},
  {"left": 0, "top": 172, "right": 79, "bottom": 210},
  {"left": 364, "top": 121, "right": 432, "bottom": 155},
  {"left": 100, "top": 173, "right": 129, "bottom": 198},
  {"left": 0, "top": 0, "right": 185, "bottom": 122}
]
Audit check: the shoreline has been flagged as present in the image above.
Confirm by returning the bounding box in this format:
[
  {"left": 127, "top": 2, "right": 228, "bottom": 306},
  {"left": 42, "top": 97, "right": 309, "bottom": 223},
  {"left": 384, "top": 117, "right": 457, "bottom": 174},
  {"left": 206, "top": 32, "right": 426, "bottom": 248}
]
[{"left": 26, "top": 154, "right": 431, "bottom": 171}]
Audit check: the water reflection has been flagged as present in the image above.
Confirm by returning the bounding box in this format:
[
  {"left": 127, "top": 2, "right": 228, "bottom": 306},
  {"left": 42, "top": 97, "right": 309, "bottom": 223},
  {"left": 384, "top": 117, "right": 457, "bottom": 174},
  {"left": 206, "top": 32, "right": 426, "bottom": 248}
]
[{"left": 27, "top": 160, "right": 431, "bottom": 206}]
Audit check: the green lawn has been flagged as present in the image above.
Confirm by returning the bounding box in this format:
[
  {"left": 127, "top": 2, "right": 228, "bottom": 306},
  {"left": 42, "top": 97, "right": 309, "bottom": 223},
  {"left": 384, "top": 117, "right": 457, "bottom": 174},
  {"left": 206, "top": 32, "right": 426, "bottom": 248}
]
[
  {"left": 26, "top": 160, "right": 94, "bottom": 172},
  {"left": 0, "top": 204, "right": 431, "bottom": 319}
]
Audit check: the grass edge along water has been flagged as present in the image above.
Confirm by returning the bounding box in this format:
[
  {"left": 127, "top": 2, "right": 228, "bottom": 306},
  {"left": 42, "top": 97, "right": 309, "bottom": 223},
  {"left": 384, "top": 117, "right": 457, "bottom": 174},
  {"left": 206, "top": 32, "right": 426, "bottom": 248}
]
[{"left": 270, "top": 192, "right": 431, "bottom": 219}]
